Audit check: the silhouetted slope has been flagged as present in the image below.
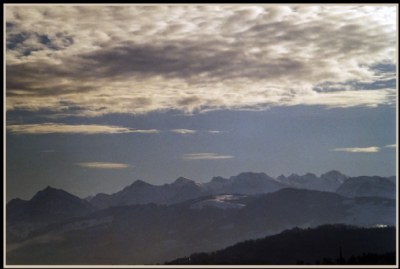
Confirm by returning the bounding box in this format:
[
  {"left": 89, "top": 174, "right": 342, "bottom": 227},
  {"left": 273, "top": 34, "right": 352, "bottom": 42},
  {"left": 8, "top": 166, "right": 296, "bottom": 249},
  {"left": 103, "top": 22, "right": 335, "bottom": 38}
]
[{"left": 167, "top": 225, "right": 396, "bottom": 265}]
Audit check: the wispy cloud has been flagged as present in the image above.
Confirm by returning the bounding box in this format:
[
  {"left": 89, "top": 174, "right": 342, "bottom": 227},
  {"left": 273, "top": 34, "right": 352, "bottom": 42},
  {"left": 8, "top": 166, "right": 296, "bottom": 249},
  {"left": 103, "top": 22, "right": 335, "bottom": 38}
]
[
  {"left": 295, "top": 89, "right": 396, "bottom": 108},
  {"left": 384, "top": 144, "right": 396, "bottom": 148},
  {"left": 130, "top": 129, "right": 159, "bottom": 134},
  {"left": 76, "top": 162, "right": 131, "bottom": 169},
  {"left": 170, "top": 129, "right": 223, "bottom": 134},
  {"left": 6, "top": 123, "right": 159, "bottom": 135},
  {"left": 182, "top": 153, "right": 234, "bottom": 160},
  {"left": 170, "top": 129, "right": 197, "bottom": 134},
  {"left": 5, "top": 6, "right": 396, "bottom": 117},
  {"left": 332, "top": 143, "right": 396, "bottom": 153},
  {"left": 332, "top": 146, "right": 380, "bottom": 153}
]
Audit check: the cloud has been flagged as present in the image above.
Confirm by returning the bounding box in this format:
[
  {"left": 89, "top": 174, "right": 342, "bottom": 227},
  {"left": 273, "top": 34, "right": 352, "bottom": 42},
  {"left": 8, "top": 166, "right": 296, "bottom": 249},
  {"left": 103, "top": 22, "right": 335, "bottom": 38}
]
[
  {"left": 170, "top": 129, "right": 197, "bottom": 134},
  {"left": 5, "top": 5, "right": 397, "bottom": 117},
  {"left": 384, "top": 144, "right": 396, "bottom": 148},
  {"left": 293, "top": 89, "right": 396, "bottom": 108},
  {"left": 6, "top": 123, "right": 159, "bottom": 135},
  {"left": 76, "top": 162, "right": 131, "bottom": 169},
  {"left": 182, "top": 153, "right": 234, "bottom": 160},
  {"left": 332, "top": 146, "right": 380, "bottom": 153},
  {"left": 170, "top": 129, "right": 223, "bottom": 134},
  {"left": 332, "top": 143, "right": 396, "bottom": 153}
]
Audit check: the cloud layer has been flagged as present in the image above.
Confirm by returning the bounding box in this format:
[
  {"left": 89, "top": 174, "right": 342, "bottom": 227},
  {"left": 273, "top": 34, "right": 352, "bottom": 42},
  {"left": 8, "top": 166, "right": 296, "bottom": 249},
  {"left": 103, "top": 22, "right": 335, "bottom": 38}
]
[
  {"left": 182, "top": 153, "right": 234, "bottom": 160},
  {"left": 76, "top": 162, "right": 131, "bottom": 169},
  {"left": 5, "top": 5, "right": 397, "bottom": 117},
  {"left": 6, "top": 123, "right": 223, "bottom": 135},
  {"left": 6, "top": 123, "right": 158, "bottom": 135}
]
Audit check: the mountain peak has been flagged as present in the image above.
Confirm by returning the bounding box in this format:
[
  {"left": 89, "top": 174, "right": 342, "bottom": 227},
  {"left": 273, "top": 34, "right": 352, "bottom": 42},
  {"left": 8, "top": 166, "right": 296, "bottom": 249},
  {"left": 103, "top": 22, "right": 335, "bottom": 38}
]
[
  {"left": 130, "top": 179, "right": 151, "bottom": 187},
  {"left": 33, "top": 186, "right": 63, "bottom": 198},
  {"left": 321, "top": 170, "right": 348, "bottom": 183},
  {"left": 210, "top": 176, "right": 228, "bottom": 183},
  {"left": 43, "top": 185, "right": 57, "bottom": 192},
  {"left": 31, "top": 186, "right": 76, "bottom": 202},
  {"left": 235, "top": 172, "right": 271, "bottom": 180},
  {"left": 304, "top": 173, "right": 317, "bottom": 178},
  {"left": 277, "top": 174, "right": 287, "bottom": 181},
  {"left": 173, "top": 177, "right": 194, "bottom": 185},
  {"left": 7, "top": 197, "right": 28, "bottom": 207},
  {"left": 321, "top": 170, "right": 346, "bottom": 177}
]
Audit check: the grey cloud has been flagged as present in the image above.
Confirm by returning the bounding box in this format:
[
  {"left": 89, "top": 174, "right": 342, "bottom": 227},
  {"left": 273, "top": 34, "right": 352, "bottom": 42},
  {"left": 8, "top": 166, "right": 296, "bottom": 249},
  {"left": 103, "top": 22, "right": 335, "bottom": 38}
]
[
  {"left": 9, "top": 40, "right": 307, "bottom": 84},
  {"left": 177, "top": 96, "right": 202, "bottom": 106},
  {"left": 79, "top": 42, "right": 248, "bottom": 80},
  {"left": 5, "top": 5, "right": 397, "bottom": 116}
]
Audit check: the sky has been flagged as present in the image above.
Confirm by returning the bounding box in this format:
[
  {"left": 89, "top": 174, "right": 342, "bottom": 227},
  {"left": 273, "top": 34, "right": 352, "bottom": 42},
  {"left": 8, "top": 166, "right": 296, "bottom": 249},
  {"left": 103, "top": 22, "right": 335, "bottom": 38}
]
[{"left": 5, "top": 4, "right": 397, "bottom": 201}]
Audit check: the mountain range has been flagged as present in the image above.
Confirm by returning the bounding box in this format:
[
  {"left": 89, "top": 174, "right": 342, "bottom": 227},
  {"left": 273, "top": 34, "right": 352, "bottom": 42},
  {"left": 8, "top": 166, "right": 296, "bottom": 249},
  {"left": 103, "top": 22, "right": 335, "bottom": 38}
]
[
  {"left": 6, "top": 170, "right": 396, "bottom": 265},
  {"left": 86, "top": 170, "right": 395, "bottom": 209}
]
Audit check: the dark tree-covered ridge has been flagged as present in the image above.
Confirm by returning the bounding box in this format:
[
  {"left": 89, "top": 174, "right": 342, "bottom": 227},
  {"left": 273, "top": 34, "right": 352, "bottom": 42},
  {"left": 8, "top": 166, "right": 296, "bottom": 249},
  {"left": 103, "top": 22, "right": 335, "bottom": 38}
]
[{"left": 167, "top": 224, "right": 396, "bottom": 265}]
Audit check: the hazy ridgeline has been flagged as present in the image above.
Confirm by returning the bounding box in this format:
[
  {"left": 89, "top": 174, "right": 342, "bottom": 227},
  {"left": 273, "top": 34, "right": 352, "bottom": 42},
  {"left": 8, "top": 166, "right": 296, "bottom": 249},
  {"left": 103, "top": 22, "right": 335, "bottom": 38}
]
[{"left": 6, "top": 171, "right": 396, "bottom": 265}]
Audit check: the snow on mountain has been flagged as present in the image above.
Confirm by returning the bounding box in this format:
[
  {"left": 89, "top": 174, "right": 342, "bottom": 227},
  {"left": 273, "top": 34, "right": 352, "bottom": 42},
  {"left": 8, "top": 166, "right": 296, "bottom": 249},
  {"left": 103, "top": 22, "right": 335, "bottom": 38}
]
[
  {"left": 336, "top": 176, "right": 395, "bottom": 199},
  {"left": 190, "top": 194, "right": 246, "bottom": 210}
]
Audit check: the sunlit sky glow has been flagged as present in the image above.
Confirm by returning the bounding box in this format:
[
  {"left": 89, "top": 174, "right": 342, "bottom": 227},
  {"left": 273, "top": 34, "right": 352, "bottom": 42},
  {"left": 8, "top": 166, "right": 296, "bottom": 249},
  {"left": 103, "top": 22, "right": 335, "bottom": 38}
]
[{"left": 5, "top": 4, "right": 397, "bottom": 200}]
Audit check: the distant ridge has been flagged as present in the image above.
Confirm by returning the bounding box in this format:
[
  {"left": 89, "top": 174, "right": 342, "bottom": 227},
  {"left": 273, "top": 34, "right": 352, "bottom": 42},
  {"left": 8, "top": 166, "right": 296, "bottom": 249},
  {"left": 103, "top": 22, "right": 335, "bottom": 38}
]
[
  {"left": 7, "top": 186, "right": 95, "bottom": 241},
  {"left": 7, "top": 186, "right": 94, "bottom": 223},
  {"left": 86, "top": 171, "right": 394, "bottom": 209},
  {"left": 336, "top": 176, "right": 395, "bottom": 199}
]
